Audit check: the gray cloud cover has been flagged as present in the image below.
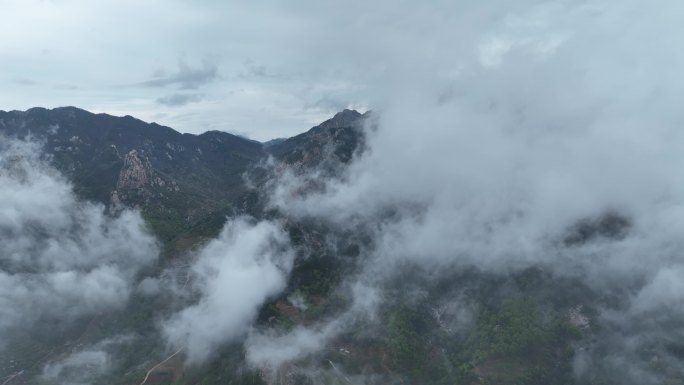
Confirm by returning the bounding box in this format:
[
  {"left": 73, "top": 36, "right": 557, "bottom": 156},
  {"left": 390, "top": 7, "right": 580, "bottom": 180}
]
[
  {"left": 0, "top": 1, "right": 376, "bottom": 139},
  {"left": 156, "top": 93, "right": 204, "bottom": 107},
  {"left": 142, "top": 58, "right": 219, "bottom": 90}
]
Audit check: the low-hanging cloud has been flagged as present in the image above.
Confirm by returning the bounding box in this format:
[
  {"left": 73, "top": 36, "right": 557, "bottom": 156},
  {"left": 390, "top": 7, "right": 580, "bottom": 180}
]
[
  {"left": 272, "top": 0, "right": 684, "bottom": 289},
  {"left": 254, "top": 1, "right": 684, "bottom": 382},
  {"left": 0, "top": 138, "right": 159, "bottom": 344},
  {"left": 245, "top": 324, "right": 336, "bottom": 370},
  {"left": 162, "top": 217, "right": 293, "bottom": 364}
]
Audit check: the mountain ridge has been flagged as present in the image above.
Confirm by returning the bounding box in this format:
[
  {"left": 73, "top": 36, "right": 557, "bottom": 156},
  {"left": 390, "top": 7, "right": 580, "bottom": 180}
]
[
  {"left": 0, "top": 106, "right": 368, "bottom": 143},
  {"left": 0, "top": 106, "right": 368, "bottom": 246}
]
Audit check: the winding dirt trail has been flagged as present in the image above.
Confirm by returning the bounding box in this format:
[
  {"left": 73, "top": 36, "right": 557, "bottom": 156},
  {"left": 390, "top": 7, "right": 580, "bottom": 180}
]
[
  {"left": 139, "top": 348, "right": 183, "bottom": 385},
  {"left": 328, "top": 360, "right": 352, "bottom": 384},
  {"left": 0, "top": 371, "right": 23, "bottom": 385}
]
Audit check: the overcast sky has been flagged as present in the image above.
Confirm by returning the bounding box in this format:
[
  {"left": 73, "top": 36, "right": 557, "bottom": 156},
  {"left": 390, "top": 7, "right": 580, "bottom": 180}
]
[
  {"left": 2, "top": 1, "right": 673, "bottom": 142},
  {"left": 0, "top": 0, "right": 380, "bottom": 140}
]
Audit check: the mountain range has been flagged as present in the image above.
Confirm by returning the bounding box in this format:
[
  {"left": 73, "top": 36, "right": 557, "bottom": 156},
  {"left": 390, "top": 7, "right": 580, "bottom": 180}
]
[
  {"left": 0, "top": 107, "right": 675, "bottom": 385},
  {"left": 0, "top": 107, "right": 368, "bottom": 246}
]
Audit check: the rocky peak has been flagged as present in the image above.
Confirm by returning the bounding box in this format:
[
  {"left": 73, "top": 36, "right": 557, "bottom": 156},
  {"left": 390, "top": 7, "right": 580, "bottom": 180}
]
[{"left": 318, "top": 109, "right": 363, "bottom": 129}]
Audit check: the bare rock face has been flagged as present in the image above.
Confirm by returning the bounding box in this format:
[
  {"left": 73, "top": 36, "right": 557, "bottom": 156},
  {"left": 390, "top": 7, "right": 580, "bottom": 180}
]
[
  {"left": 117, "top": 150, "right": 152, "bottom": 190},
  {"left": 567, "top": 304, "right": 590, "bottom": 329},
  {"left": 111, "top": 149, "right": 182, "bottom": 210}
]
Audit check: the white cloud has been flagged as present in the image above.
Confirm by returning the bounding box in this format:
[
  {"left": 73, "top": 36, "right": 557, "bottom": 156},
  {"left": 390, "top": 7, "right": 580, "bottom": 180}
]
[
  {"left": 0, "top": 138, "right": 158, "bottom": 342},
  {"left": 162, "top": 217, "right": 293, "bottom": 364},
  {"left": 246, "top": 324, "right": 335, "bottom": 370}
]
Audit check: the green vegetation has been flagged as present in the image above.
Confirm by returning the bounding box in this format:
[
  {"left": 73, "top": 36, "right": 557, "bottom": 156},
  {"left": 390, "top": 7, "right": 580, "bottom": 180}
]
[
  {"left": 461, "top": 298, "right": 579, "bottom": 385},
  {"left": 143, "top": 205, "right": 187, "bottom": 242},
  {"left": 386, "top": 305, "right": 430, "bottom": 369}
]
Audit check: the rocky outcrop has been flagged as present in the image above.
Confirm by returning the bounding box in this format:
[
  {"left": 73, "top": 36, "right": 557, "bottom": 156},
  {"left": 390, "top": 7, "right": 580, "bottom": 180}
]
[
  {"left": 111, "top": 150, "right": 180, "bottom": 209},
  {"left": 567, "top": 304, "right": 590, "bottom": 329},
  {"left": 117, "top": 150, "right": 152, "bottom": 190}
]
